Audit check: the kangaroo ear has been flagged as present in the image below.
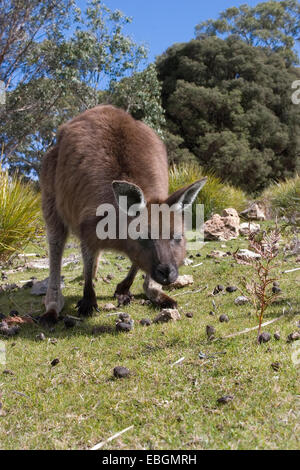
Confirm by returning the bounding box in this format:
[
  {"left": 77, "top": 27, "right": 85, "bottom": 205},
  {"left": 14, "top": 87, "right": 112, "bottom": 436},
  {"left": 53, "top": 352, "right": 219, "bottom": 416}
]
[
  {"left": 166, "top": 178, "right": 207, "bottom": 211},
  {"left": 112, "top": 180, "right": 146, "bottom": 216}
]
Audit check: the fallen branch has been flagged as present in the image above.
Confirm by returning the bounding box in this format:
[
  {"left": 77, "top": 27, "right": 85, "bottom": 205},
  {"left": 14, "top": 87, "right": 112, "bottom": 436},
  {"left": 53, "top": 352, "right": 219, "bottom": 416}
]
[
  {"left": 220, "top": 314, "right": 285, "bottom": 340},
  {"left": 90, "top": 425, "right": 134, "bottom": 450},
  {"left": 171, "top": 357, "right": 185, "bottom": 367},
  {"left": 173, "top": 285, "right": 207, "bottom": 297},
  {"left": 282, "top": 267, "right": 300, "bottom": 274}
]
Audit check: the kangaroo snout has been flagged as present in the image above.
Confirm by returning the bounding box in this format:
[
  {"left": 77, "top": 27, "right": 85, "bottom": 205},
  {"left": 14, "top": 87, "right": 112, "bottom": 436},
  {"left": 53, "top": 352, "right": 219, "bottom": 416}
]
[{"left": 153, "top": 263, "right": 178, "bottom": 285}]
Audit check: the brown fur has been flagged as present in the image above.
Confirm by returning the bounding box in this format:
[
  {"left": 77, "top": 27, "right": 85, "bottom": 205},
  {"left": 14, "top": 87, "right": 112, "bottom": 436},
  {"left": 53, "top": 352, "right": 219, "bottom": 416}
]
[{"left": 40, "top": 105, "right": 205, "bottom": 323}]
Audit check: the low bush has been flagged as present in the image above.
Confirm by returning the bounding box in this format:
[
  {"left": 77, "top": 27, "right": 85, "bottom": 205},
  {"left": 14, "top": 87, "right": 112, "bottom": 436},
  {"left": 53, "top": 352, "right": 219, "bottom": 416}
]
[{"left": 0, "top": 168, "right": 42, "bottom": 263}]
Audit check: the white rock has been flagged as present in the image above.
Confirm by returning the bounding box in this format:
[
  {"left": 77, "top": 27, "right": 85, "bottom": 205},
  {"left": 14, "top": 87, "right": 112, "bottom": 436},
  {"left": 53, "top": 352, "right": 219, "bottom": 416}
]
[
  {"left": 239, "top": 222, "right": 260, "bottom": 236},
  {"left": 183, "top": 258, "right": 193, "bottom": 266},
  {"left": 234, "top": 296, "right": 249, "bottom": 305},
  {"left": 154, "top": 309, "right": 181, "bottom": 323},
  {"left": 168, "top": 275, "right": 194, "bottom": 289},
  {"left": 236, "top": 249, "right": 261, "bottom": 260}
]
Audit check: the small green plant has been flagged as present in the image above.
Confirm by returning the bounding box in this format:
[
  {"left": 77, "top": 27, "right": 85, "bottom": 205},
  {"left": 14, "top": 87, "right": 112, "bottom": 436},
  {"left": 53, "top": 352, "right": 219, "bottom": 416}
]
[
  {"left": 169, "top": 162, "right": 248, "bottom": 221},
  {"left": 0, "top": 167, "right": 42, "bottom": 263},
  {"left": 235, "top": 228, "right": 282, "bottom": 340}
]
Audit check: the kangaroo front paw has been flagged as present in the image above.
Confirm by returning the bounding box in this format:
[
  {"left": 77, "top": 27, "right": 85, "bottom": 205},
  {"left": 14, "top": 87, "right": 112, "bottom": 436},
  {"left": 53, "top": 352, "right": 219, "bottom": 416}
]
[
  {"left": 157, "top": 294, "right": 178, "bottom": 309},
  {"left": 76, "top": 298, "right": 99, "bottom": 317},
  {"left": 39, "top": 309, "right": 59, "bottom": 327}
]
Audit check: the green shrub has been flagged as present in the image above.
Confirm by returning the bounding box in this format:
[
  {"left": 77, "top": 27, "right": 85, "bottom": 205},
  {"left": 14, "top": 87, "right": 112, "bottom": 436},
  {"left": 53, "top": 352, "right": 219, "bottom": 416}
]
[
  {"left": 0, "top": 168, "right": 42, "bottom": 263},
  {"left": 261, "top": 175, "right": 300, "bottom": 226},
  {"left": 169, "top": 162, "right": 248, "bottom": 220}
]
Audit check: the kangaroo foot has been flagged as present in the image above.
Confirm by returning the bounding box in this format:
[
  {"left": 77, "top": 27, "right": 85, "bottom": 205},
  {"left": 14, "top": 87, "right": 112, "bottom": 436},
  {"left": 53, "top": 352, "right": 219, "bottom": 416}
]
[
  {"left": 39, "top": 309, "right": 59, "bottom": 327},
  {"left": 76, "top": 297, "right": 99, "bottom": 317}
]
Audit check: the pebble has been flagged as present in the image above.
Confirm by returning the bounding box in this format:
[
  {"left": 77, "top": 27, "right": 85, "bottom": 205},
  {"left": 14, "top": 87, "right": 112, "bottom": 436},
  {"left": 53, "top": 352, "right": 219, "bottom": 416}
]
[
  {"left": 258, "top": 332, "right": 271, "bottom": 344},
  {"left": 154, "top": 309, "right": 181, "bottom": 323},
  {"left": 51, "top": 358, "right": 60, "bottom": 367},
  {"left": 234, "top": 296, "right": 249, "bottom": 305},
  {"left": 3, "top": 369, "right": 14, "bottom": 375},
  {"left": 116, "top": 321, "right": 133, "bottom": 332},
  {"left": 219, "top": 314, "right": 229, "bottom": 323},
  {"left": 274, "top": 331, "right": 281, "bottom": 340},
  {"left": 226, "top": 286, "right": 237, "bottom": 293},
  {"left": 217, "top": 395, "right": 234, "bottom": 404},
  {"left": 206, "top": 325, "right": 215, "bottom": 339},
  {"left": 185, "top": 312, "right": 194, "bottom": 318},
  {"left": 271, "top": 362, "right": 280, "bottom": 371},
  {"left": 287, "top": 331, "right": 300, "bottom": 342},
  {"left": 118, "top": 313, "right": 131, "bottom": 322},
  {"left": 36, "top": 333, "right": 46, "bottom": 341},
  {"left": 272, "top": 286, "right": 282, "bottom": 294},
  {"left": 140, "top": 318, "right": 151, "bottom": 326},
  {"left": 103, "top": 303, "right": 116, "bottom": 311},
  {"left": 113, "top": 366, "right": 130, "bottom": 378}
]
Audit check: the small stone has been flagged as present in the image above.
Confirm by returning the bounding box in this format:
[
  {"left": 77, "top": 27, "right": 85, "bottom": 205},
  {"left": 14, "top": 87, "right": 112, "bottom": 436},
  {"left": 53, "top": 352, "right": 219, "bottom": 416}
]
[
  {"left": 217, "top": 395, "right": 234, "bottom": 404},
  {"left": 9, "top": 310, "right": 18, "bottom": 317},
  {"left": 168, "top": 275, "right": 193, "bottom": 289},
  {"left": 234, "top": 296, "right": 249, "bottom": 305},
  {"left": 273, "top": 281, "right": 280, "bottom": 287},
  {"left": 274, "top": 331, "right": 281, "bottom": 340},
  {"left": 219, "top": 314, "right": 229, "bottom": 323},
  {"left": 36, "top": 332, "right": 46, "bottom": 341},
  {"left": 3, "top": 369, "right": 14, "bottom": 375},
  {"left": 118, "top": 312, "right": 131, "bottom": 322},
  {"left": 140, "top": 318, "right": 151, "bottom": 326},
  {"left": 271, "top": 362, "right": 280, "bottom": 371},
  {"left": 154, "top": 309, "right": 181, "bottom": 323},
  {"left": 103, "top": 303, "right": 116, "bottom": 311},
  {"left": 272, "top": 286, "right": 282, "bottom": 294},
  {"left": 50, "top": 338, "right": 58, "bottom": 344},
  {"left": 185, "top": 312, "right": 194, "bottom": 318},
  {"left": 0, "top": 322, "right": 20, "bottom": 337},
  {"left": 206, "top": 325, "right": 215, "bottom": 339},
  {"left": 113, "top": 366, "right": 130, "bottom": 378},
  {"left": 226, "top": 286, "right": 237, "bottom": 293},
  {"left": 213, "top": 285, "right": 224, "bottom": 295},
  {"left": 116, "top": 321, "right": 133, "bottom": 332},
  {"left": 209, "top": 311, "right": 215, "bottom": 316},
  {"left": 51, "top": 358, "right": 60, "bottom": 367},
  {"left": 287, "top": 331, "right": 300, "bottom": 343},
  {"left": 64, "top": 316, "right": 76, "bottom": 328},
  {"left": 258, "top": 332, "right": 271, "bottom": 344}
]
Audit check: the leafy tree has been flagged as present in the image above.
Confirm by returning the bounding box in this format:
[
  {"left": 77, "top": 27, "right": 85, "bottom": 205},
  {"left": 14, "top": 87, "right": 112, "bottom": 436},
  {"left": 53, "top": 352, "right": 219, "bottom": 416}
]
[
  {"left": 195, "top": 0, "right": 300, "bottom": 65},
  {"left": 108, "top": 64, "right": 166, "bottom": 137},
  {"left": 156, "top": 36, "right": 300, "bottom": 193},
  {"left": 0, "top": 0, "right": 147, "bottom": 176}
]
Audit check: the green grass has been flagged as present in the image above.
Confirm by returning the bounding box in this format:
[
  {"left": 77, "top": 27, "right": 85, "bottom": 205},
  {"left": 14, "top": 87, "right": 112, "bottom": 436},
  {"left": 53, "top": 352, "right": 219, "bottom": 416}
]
[{"left": 0, "top": 229, "right": 299, "bottom": 450}]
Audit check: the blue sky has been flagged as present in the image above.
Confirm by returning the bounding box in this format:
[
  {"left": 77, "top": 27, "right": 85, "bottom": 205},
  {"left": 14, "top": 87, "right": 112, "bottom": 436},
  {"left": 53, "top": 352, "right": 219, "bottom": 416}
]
[{"left": 77, "top": 0, "right": 299, "bottom": 63}]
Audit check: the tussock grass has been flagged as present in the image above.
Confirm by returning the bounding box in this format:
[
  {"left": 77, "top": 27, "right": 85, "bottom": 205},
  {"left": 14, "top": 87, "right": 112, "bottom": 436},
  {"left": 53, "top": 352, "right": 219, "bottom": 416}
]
[
  {"left": 262, "top": 175, "right": 300, "bottom": 225},
  {"left": 169, "top": 162, "right": 248, "bottom": 220},
  {"left": 0, "top": 168, "right": 42, "bottom": 263}
]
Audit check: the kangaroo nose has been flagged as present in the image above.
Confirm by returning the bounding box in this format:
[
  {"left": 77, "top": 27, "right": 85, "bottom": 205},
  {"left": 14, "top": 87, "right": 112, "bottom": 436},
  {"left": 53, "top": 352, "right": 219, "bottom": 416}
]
[{"left": 155, "top": 264, "right": 178, "bottom": 285}]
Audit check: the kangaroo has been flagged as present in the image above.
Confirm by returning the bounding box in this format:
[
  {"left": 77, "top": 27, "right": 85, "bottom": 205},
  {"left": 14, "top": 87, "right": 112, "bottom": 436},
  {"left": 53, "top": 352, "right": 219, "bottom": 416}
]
[{"left": 40, "top": 105, "right": 206, "bottom": 325}]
